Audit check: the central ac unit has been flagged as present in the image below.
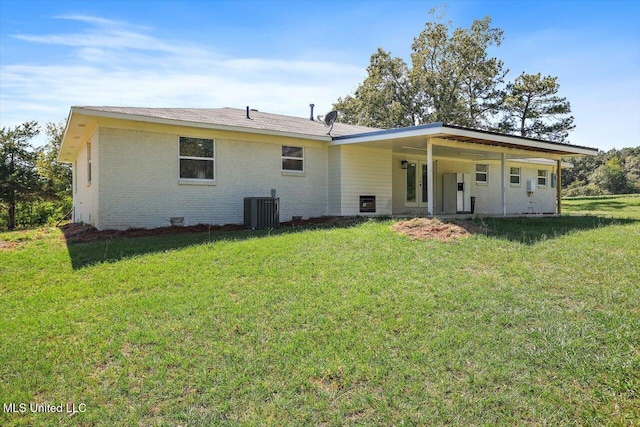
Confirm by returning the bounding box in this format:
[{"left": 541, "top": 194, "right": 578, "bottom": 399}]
[{"left": 244, "top": 197, "right": 280, "bottom": 229}]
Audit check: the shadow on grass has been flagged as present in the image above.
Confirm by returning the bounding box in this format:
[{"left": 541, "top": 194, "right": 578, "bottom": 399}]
[
  {"left": 473, "top": 215, "right": 638, "bottom": 245},
  {"left": 63, "top": 215, "right": 637, "bottom": 268},
  {"left": 563, "top": 200, "right": 628, "bottom": 211},
  {"left": 62, "top": 217, "right": 372, "bottom": 269}
]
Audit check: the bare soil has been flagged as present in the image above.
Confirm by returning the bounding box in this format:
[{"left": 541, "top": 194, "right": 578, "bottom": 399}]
[
  {"left": 0, "top": 240, "right": 18, "bottom": 250},
  {"left": 59, "top": 216, "right": 364, "bottom": 243},
  {"left": 391, "top": 217, "right": 488, "bottom": 241}
]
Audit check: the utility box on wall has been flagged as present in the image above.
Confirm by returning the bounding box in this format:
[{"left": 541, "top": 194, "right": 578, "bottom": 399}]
[
  {"left": 443, "top": 173, "right": 471, "bottom": 214},
  {"left": 359, "top": 195, "right": 376, "bottom": 213},
  {"left": 526, "top": 179, "right": 537, "bottom": 193}
]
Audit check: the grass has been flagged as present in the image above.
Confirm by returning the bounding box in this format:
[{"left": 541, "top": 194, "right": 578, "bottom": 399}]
[
  {"left": 1, "top": 198, "right": 639, "bottom": 425},
  {"left": 562, "top": 193, "right": 640, "bottom": 219}
]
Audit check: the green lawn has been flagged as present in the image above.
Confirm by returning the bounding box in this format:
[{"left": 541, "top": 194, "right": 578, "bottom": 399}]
[
  {"left": 1, "top": 200, "right": 639, "bottom": 425},
  {"left": 563, "top": 193, "right": 640, "bottom": 219}
]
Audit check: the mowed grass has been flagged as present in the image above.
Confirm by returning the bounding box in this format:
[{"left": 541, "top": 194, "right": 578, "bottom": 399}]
[
  {"left": 1, "top": 202, "right": 639, "bottom": 425},
  {"left": 563, "top": 193, "right": 640, "bottom": 219}
]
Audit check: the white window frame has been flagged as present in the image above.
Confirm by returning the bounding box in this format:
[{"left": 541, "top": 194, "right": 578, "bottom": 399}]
[
  {"left": 281, "top": 145, "right": 304, "bottom": 173},
  {"left": 538, "top": 169, "right": 548, "bottom": 187},
  {"left": 510, "top": 167, "right": 521, "bottom": 185},
  {"left": 178, "top": 136, "right": 215, "bottom": 182},
  {"left": 475, "top": 163, "right": 488, "bottom": 184}
]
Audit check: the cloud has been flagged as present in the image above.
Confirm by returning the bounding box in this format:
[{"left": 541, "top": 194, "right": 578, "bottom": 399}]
[
  {"left": 13, "top": 14, "right": 203, "bottom": 56},
  {"left": 1, "top": 14, "right": 365, "bottom": 145}
]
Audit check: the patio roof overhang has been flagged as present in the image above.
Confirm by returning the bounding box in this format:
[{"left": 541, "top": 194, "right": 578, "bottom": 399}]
[{"left": 330, "top": 122, "right": 599, "bottom": 159}]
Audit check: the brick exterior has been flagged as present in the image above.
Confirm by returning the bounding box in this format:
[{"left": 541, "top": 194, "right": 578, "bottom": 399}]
[{"left": 75, "top": 126, "right": 328, "bottom": 230}]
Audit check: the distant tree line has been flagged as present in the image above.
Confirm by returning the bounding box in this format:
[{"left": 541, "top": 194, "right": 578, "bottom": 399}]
[
  {"left": 333, "top": 9, "right": 575, "bottom": 143},
  {"left": 1, "top": 120, "right": 71, "bottom": 230},
  {"left": 563, "top": 147, "right": 640, "bottom": 196}
]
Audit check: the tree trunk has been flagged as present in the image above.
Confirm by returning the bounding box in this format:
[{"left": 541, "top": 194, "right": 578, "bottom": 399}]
[
  {"left": 8, "top": 152, "right": 15, "bottom": 230},
  {"left": 8, "top": 200, "right": 15, "bottom": 230}
]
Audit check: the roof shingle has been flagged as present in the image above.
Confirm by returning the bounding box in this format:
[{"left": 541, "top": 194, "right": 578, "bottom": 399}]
[{"left": 77, "top": 106, "right": 379, "bottom": 138}]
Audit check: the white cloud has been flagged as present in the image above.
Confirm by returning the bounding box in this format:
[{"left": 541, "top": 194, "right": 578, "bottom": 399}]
[{"left": 0, "top": 14, "right": 365, "bottom": 146}]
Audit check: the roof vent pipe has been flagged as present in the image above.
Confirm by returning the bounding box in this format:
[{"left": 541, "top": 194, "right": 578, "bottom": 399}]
[
  {"left": 309, "top": 104, "right": 315, "bottom": 121},
  {"left": 246, "top": 106, "right": 250, "bottom": 119}
]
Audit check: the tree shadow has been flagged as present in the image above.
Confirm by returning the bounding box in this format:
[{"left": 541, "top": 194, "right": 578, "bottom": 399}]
[
  {"left": 62, "top": 217, "right": 369, "bottom": 269},
  {"left": 62, "top": 215, "right": 637, "bottom": 268},
  {"left": 471, "top": 215, "right": 638, "bottom": 245},
  {"left": 565, "top": 200, "right": 628, "bottom": 211}
]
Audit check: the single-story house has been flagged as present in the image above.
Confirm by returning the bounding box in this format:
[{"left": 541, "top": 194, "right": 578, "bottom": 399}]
[{"left": 58, "top": 106, "right": 598, "bottom": 230}]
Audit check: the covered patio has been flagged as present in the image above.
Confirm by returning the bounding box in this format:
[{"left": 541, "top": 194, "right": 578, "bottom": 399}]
[{"left": 331, "top": 123, "right": 599, "bottom": 217}]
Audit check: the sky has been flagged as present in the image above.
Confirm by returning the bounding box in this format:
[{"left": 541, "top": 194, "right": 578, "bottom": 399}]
[{"left": 1, "top": 0, "right": 639, "bottom": 151}]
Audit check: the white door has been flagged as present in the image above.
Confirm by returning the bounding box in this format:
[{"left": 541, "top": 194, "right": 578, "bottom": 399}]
[{"left": 405, "top": 160, "right": 429, "bottom": 208}]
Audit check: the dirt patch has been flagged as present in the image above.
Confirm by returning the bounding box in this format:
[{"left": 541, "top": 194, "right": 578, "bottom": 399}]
[
  {"left": 60, "top": 222, "right": 244, "bottom": 243},
  {"left": 60, "top": 216, "right": 363, "bottom": 243},
  {"left": 0, "top": 240, "right": 19, "bottom": 251},
  {"left": 391, "top": 217, "right": 488, "bottom": 242},
  {"left": 280, "top": 216, "right": 363, "bottom": 227}
]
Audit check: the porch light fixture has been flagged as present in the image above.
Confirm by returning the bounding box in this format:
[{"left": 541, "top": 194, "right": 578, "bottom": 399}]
[{"left": 401, "top": 160, "right": 408, "bottom": 169}]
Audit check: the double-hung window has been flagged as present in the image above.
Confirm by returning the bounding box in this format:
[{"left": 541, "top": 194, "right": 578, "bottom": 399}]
[
  {"left": 510, "top": 167, "right": 521, "bottom": 185},
  {"left": 179, "top": 137, "right": 214, "bottom": 180},
  {"left": 538, "top": 169, "right": 548, "bottom": 186},
  {"left": 282, "top": 145, "right": 304, "bottom": 172},
  {"left": 475, "top": 164, "right": 488, "bottom": 183}
]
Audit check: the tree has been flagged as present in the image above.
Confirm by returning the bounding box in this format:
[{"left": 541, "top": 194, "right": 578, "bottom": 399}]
[
  {"left": 334, "top": 48, "right": 417, "bottom": 128},
  {"left": 37, "top": 121, "right": 72, "bottom": 199},
  {"left": 334, "top": 11, "right": 575, "bottom": 143},
  {"left": 0, "top": 121, "right": 42, "bottom": 229},
  {"left": 334, "top": 11, "right": 507, "bottom": 130},
  {"left": 497, "top": 73, "right": 575, "bottom": 142},
  {"left": 410, "top": 14, "right": 506, "bottom": 128},
  {"left": 590, "top": 157, "right": 629, "bottom": 194}
]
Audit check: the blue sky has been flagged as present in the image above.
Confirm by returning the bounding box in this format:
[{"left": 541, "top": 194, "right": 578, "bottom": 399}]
[{"left": 1, "top": 0, "right": 639, "bottom": 151}]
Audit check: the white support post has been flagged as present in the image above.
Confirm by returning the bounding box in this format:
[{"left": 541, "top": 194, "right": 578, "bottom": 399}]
[
  {"left": 501, "top": 153, "right": 507, "bottom": 216},
  {"left": 427, "top": 137, "right": 434, "bottom": 216},
  {"left": 557, "top": 159, "right": 562, "bottom": 214}
]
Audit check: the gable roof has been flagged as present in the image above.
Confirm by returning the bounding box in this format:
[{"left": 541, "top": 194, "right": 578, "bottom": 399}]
[
  {"left": 59, "top": 106, "right": 380, "bottom": 162},
  {"left": 59, "top": 106, "right": 598, "bottom": 162},
  {"left": 79, "top": 106, "right": 377, "bottom": 137}
]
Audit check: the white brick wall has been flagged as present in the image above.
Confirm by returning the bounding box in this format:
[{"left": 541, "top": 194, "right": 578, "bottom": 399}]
[
  {"left": 92, "top": 127, "right": 328, "bottom": 230},
  {"left": 73, "top": 122, "right": 558, "bottom": 230},
  {"left": 73, "top": 130, "right": 99, "bottom": 225}
]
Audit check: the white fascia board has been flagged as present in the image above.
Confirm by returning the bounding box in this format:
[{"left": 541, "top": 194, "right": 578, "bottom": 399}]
[
  {"left": 330, "top": 125, "right": 442, "bottom": 145},
  {"left": 437, "top": 127, "right": 598, "bottom": 156},
  {"left": 58, "top": 108, "right": 76, "bottom": 163},
  {"left": 507, "top": 158, "right": 574, "bottom": 168},
  {"left": 70, "top": 107, "right": 332, "bottom": 142},
  {"left": 332, "top": 123, "right": 599, "bottom": 156}
]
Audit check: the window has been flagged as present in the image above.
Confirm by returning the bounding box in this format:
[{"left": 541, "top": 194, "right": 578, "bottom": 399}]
[
  {"left": 510, "top": 167, "right": 521, "bottom": 185},
  {"left": 538, "top": 169, "right": 548, "bottom": 186},
  {"left": 476, "top": 164, "right": 488, "bottom": 183},
  {"left": 87, "top": 142, "right": 92, "bottom": 183},
  {"left": 282, "top": 145, "right": 304, "bottom": 172},
  {"left": 179, "top": 137, "right": 214, "bottom": 180}
]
